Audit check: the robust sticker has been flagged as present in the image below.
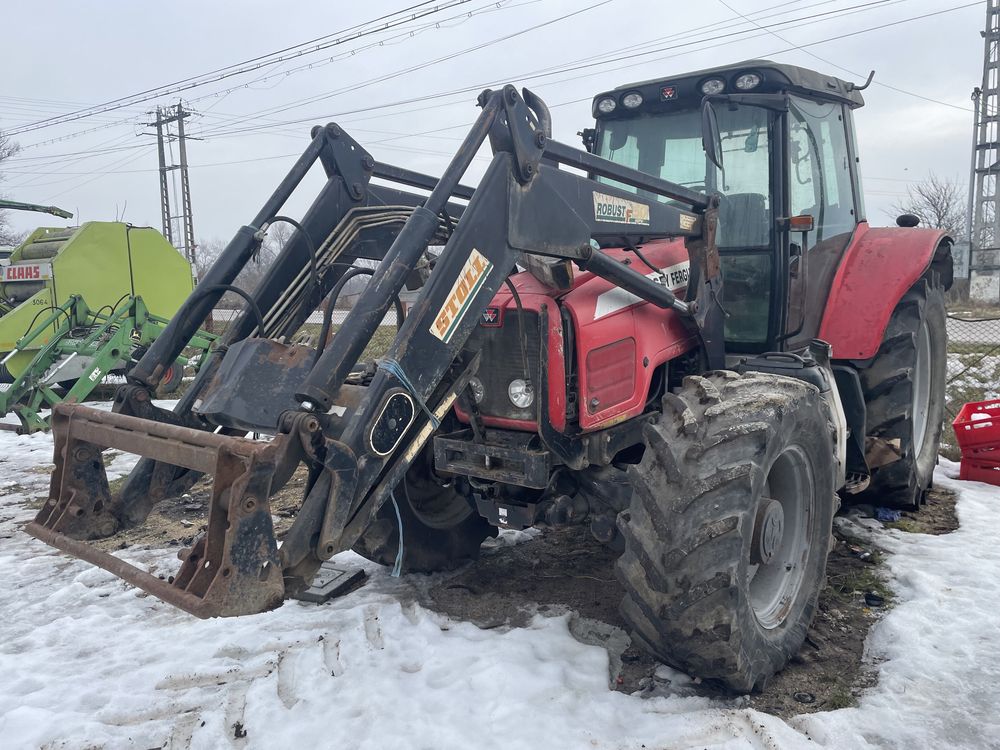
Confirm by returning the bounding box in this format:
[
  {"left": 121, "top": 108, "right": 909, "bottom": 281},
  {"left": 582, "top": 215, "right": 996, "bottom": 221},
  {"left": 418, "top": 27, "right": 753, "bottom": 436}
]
[
  {"left": 593, "top": 260, "right": 690, "bottom": 319},
  {"left": 430, "top": 248, "right": 494, "bottom": 343},
  {"left": 593, "top": 192, "right": 650, "bottom": 226},
  {"left": 678, "top": 213, "right": 697, "bottom": 231}
]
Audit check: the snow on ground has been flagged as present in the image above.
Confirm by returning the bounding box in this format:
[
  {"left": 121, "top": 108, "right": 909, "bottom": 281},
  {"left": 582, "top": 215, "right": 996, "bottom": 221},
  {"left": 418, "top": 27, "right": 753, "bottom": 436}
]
[{"left": 0, "top": 415, "right": 998, "bottom": 749}]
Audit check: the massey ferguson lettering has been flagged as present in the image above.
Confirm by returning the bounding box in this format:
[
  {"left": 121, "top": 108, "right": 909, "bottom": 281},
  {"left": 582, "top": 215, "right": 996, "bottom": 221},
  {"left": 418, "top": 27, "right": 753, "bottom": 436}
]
[
  {"left": 664, "top": 263, "right": 689, "bottom": 288},
  {"left": 2, "top": 264, "right": 51, "bottom": 282},
  {"left": 430, "top": 249, "right": 494, "bottom": 343},
  {"left": 593, "top": 192, "right": 650, "bottom": 226}
]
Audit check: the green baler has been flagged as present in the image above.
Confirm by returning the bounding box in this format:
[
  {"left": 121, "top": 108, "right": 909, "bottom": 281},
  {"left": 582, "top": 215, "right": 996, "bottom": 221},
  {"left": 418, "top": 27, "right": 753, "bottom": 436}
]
[
  {"left": 0, "top": 222, "right": 196, "bottom": 377},
  {"left": 0, "top": 221, "right": 215, "bottom": 432}
]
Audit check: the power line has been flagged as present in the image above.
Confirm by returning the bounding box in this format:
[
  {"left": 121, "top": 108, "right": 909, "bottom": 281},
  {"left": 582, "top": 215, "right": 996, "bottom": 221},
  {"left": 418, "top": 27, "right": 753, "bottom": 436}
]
[
  {"left": 198, "top": 0, "right": 968, "bottom": 142},
  {"left": 716, "top": 0, "right": 974, "bottom": 112},
  {"left": 8, "top": 0, "right": 525, "bottom": 150},
  {"left": 195, "top": 0, "right": 614, "bottom": 138},
  {"left": 8, "top": 0, "right": 978, "bottom": 199},
  {"left": 5, "top": 0, "right": 476, "bottom": 136}
]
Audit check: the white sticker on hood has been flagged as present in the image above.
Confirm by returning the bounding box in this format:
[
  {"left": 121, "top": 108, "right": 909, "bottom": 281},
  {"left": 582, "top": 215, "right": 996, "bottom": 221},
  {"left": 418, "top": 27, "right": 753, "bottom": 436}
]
[{"left": 593, "top": 260, "right": 690, "bottom": 320}]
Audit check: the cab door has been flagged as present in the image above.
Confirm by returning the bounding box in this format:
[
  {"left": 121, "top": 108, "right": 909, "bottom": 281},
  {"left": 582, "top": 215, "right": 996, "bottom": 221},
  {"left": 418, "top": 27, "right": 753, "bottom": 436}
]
[{"left": 782, "top": 96, "right": 862, "bottom": 350}]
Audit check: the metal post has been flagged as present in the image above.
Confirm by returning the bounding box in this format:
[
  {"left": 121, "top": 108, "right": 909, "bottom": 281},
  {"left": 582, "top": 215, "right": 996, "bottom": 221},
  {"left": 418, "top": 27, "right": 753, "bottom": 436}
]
[
  {"left": 154, "top": 108, "right": 172, "bottom": 245},
  {"left": 970, "top": 0, "right": 1000, "bottom": 301},
  {"left": 148, "top": 103, "right": 196, "bottom": 265},
  {"left": 175, "top": 103, "right": 197, "bottom": 267}
]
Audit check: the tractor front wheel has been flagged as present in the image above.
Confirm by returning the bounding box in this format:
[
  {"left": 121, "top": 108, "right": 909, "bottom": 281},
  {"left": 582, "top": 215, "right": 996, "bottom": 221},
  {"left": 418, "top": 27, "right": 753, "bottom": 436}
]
[
  {"left": 617, "top": 372, "right": 837, "bottom": 693},
  {"left": 352, "top": 446, "right": 496, "bottom": 573}
]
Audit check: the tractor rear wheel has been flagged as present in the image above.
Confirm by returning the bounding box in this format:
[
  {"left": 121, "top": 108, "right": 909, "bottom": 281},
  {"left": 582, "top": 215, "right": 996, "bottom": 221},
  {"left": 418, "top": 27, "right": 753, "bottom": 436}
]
[
  {"left": 858, "top": 277, "right": 946, "bottom": 509},
  {"left": 617, "top": 372, "right": 837, "bottom": 693},
  {"left": 352, "top": 447, "right": 496, "bottom": 573}
]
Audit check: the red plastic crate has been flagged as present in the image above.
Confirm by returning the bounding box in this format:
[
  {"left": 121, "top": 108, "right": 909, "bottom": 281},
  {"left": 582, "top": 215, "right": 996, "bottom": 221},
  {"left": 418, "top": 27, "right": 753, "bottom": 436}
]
[
  {"left": 959, "top": 457, "right": 1000, "bottom": 486},
  {"left": 952, "top": 399, "right": 1000, "bottom": 458}
]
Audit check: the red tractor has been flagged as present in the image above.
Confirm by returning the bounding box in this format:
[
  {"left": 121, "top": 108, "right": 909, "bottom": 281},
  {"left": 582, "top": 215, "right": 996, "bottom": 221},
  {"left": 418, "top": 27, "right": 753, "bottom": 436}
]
[{"left": 29, "top": 60, "right": 951, "bottom": 692}]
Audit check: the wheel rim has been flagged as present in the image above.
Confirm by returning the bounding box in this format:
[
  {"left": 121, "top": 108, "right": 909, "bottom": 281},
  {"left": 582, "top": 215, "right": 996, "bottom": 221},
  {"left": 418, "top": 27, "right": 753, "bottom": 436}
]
[
  {"left": 912, "top": 321, "right": 932, "bottom": 454},
  {"left": 748, "top": 446, "right": 814, "bottom": 630}
]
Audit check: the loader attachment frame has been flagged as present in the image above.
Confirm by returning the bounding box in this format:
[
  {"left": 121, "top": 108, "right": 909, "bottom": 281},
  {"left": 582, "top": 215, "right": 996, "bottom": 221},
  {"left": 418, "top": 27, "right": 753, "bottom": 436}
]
[{"left": 28, "top": 86, "right": 724, "bottom": 617}]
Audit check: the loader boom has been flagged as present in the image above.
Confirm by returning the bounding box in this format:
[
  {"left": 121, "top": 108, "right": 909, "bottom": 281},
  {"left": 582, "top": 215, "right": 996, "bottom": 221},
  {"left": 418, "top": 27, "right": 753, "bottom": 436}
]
[{"left": 27, "top": 86, "right": 722, "bottom": 617}]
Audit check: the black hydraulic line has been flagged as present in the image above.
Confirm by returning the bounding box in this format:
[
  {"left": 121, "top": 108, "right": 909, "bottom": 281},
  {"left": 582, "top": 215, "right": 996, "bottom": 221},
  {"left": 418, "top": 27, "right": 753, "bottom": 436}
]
[
  {"left": 197, "top": 284, "right": 266, "bottom": 335},
  {"left": 503, "top": 277, "right": 531, "bottom": 387},
  {"left": 313, "top": 267, "right": 405, "bottom": 365},
  {"left": 629, "top": 244, "right": 662, "bottom": 276},
  {"left": 21, "top": 306, "right": 71, "bottom": 338},
  {"left": 265, "top": 215, "right": 321, "bottom": 304},
  {"left": 129, "top": 131, "right": 327, "bottom": 385},
  {"left": 580, "top": 247, "right": 690, "bottom": 314},
  {"left": 296, "top": 95, "right": 501, "bottom": 410}
]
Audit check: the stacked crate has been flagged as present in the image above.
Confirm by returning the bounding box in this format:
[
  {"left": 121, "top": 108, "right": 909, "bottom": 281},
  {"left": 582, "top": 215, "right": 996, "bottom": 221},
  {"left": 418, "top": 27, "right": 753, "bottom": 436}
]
[{"left": 952, "top": 399, "right": 1000, "bottom": 486}]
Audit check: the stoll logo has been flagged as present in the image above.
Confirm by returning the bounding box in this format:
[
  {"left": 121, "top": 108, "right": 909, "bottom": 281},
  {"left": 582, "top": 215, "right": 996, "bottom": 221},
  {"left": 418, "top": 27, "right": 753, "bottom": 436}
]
[
  {"left": 430, "top": 248, "right": 494, "bottom": 343},
  {"left": 593, "top": 192, "right": 650, "bottom": 226}
]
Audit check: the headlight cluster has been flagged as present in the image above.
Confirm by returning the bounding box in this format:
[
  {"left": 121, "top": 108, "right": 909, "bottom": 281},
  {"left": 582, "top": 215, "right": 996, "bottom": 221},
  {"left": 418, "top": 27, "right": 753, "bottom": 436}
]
[
  {"left": 699, "top": 69, "right": 762, "bottom": 95},
  {"left": 596, "top": 90, "right": 644, "bottom": 115}
]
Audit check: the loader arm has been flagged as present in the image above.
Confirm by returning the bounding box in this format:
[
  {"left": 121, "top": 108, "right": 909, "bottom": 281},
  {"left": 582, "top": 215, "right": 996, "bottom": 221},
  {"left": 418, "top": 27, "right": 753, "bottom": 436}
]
[{"left": 27, "top": 86, "right": 723, "bottom": 617}]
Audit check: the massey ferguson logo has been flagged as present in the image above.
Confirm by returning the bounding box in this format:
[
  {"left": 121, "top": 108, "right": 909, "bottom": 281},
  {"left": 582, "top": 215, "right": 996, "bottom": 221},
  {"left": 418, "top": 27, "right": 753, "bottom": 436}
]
[
  {"left": 430, "top": 249, "right": 494, "bottom": 343},
  {"left": 593, "top": 192, "right": 650, "bottom": 226},
  {"left": 480, "top": 306, "right": 501, "bottom": 327},
  {"left": 2, "top": 263, "right": 51, "bottom": 282}
]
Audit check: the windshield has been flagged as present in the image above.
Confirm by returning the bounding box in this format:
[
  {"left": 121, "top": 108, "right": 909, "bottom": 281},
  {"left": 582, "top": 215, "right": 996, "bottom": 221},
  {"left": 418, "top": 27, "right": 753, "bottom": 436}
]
[
  {"left": 597, "top": 105, "right": 772, "bottom": 248},
  {"left": 597, "top": 104, "right": 775, "bottom": 346}
]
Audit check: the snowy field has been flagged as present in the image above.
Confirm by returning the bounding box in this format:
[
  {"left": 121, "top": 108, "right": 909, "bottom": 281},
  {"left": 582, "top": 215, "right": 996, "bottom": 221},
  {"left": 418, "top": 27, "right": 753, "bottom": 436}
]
[{"left": 0, "top": 415, "right": 999, "bottom": 749}]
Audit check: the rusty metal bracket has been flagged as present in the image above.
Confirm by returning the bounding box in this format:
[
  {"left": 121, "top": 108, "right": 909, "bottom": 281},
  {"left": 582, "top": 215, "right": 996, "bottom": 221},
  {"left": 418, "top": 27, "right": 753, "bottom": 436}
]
[{"left": 26, "top": 403, "right": 285, "bottom": 618}]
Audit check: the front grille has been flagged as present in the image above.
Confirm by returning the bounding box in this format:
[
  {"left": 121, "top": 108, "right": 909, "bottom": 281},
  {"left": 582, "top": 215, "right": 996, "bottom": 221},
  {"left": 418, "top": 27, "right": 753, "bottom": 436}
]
[{"left": 469, "top": 310, "right": 540, "bottom": 422}]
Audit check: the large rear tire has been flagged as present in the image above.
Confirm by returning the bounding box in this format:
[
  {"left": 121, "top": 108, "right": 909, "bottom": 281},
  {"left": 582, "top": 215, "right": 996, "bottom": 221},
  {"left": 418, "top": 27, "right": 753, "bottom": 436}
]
[
  {"left": 617, "top": 372, "right": 837, "bottom": 693},
  {"left": 352, "top": 447, "right": 496, "bottom": 573},
  {"left": 858, "top": 277, "right": 946, "bottom": 509}
]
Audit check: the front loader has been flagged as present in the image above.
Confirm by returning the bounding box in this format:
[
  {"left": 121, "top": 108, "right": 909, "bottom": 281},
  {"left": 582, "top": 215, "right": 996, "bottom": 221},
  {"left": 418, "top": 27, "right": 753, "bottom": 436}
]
[{"left": 27, "top": 61, "right": 952, "bottom": 692}]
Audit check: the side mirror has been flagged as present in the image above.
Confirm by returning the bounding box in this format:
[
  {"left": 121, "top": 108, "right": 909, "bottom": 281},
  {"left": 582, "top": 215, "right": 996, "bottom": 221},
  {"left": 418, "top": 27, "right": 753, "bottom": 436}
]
[
  {"left": 896, "top": 213, "right": 920, "bottom": 228},
  {"left": 609, "top": 127, "right": 629, "bottom": 152},
  {"left": 701, "top": 100, "right": 724, "bottom": 170}
]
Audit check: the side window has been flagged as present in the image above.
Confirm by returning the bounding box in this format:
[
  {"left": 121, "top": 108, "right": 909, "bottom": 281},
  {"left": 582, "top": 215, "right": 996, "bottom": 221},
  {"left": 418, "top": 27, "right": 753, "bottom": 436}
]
[
  {"left": 715, "top": 105, "right": 772, "bottom": 249},
  {"left": 788, "top": 97, "right": 857, "bottom": 242}
]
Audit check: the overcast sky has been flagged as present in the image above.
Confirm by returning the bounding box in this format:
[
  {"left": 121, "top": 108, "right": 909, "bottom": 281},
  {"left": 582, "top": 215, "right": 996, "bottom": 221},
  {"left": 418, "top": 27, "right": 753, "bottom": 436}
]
[{"left": 0, "top": 0, "right": 985, "bottom": 249}]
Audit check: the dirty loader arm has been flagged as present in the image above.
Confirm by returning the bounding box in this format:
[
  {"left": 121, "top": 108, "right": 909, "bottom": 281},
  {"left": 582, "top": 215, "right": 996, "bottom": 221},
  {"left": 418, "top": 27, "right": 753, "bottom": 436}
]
[{"left": 27, "top": 86, "right": 723, "bottom": 618}]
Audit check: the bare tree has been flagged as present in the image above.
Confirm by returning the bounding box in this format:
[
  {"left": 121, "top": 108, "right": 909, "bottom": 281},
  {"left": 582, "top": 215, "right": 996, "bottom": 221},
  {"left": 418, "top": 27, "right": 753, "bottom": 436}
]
[
  {"left": 889, "top": 173, "right": 967, "bottom": 236},
  {"left": 194, "top": 225, "right": 287, "bottom": 308},
  {"left": 0, "top": 132, "right": 24, "bottom": 246}
]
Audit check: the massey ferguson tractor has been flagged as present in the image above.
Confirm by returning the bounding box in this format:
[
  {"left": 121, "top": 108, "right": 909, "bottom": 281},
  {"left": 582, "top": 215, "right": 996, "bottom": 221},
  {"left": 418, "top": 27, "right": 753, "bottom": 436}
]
[{"left": 26, "top": 60, "right": 951, "bottom": 692}]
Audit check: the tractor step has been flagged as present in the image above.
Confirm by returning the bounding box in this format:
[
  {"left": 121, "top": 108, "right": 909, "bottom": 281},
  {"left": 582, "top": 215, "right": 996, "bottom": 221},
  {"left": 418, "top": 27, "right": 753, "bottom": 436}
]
[
  {"left": 26, "top": 402, "right": 286, "bottom": 618},
  {"left": 290, "top": 560, "right": 367, "bottom": 604}
]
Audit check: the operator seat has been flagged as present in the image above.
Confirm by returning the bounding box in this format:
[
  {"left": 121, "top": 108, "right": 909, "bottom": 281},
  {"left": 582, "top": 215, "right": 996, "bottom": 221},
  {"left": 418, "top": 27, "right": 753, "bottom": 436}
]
[{"left": 719, "top": 193, "right": 770, "bottom": 248}]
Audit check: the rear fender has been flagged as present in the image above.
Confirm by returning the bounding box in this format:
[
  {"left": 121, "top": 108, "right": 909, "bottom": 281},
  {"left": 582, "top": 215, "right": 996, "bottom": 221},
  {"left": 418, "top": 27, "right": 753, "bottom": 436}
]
[{"left": 817, "top": 223, "right": 952, "bottom": 360}]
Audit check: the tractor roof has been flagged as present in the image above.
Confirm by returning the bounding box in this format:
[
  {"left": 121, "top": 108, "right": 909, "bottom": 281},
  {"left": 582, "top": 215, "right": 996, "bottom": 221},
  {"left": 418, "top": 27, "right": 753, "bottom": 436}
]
[{"left": 595, "top": 59, "right": 865, "bottom": 116}]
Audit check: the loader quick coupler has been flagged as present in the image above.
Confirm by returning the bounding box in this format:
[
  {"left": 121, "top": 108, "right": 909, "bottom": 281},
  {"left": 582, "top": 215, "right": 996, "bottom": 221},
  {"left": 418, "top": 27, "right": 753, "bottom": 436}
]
[{"left": 26, "top": 403, "right": 286, "bottom": 617}]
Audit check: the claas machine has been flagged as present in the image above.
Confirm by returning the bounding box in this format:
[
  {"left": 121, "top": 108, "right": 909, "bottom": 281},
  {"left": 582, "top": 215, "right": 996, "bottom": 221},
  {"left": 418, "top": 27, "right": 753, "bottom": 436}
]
[
  {"left": 26, "top": 61, "right": 951, "bottom": 692},
  {"left": 0, "top": 221, "right": 214, "bottom": 432}
]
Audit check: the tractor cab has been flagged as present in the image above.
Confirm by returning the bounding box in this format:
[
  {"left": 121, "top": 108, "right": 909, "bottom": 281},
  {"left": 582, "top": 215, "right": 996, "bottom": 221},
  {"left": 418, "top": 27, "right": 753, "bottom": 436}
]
[{"left": 590, "top": 60, "right": 867, "bottom": 353}]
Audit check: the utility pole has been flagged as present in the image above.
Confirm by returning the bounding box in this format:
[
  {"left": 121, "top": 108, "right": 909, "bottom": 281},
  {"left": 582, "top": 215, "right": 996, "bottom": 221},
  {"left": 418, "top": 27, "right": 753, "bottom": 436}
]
[
  {"left": 970, "top": 0, "right": 1000, "bottom": 303},
  {"left": 148, "top": 103, "right": 197, "bottom": 266}
]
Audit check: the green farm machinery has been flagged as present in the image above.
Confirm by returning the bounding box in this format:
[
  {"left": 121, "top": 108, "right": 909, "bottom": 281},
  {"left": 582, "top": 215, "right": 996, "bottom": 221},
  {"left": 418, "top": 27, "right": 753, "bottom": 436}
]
[{"left": 0, "top": 220, "right": 215, "bottom": 433}]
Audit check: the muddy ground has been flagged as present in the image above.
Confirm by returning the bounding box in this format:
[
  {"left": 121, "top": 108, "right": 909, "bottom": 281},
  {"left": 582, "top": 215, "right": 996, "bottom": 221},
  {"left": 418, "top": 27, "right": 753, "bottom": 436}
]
[{"left": 82, "top": 465, "right": 957, "bottom": 719}]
